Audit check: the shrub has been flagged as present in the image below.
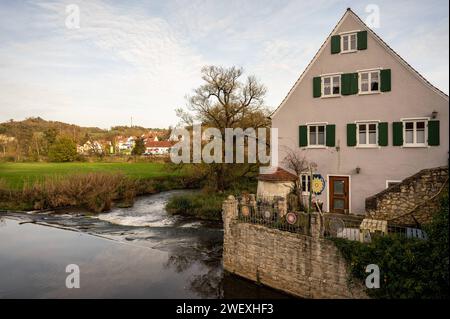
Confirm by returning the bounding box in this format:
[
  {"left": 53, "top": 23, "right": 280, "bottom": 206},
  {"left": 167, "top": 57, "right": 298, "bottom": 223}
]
[
  {"left": 19, "top": 173, "right": 137, "bottom": 213},
  {"left": 332, "top": 193, "right": 449, "bottom": 299},
  {"left": 48, "top": 137, "right": 77, "bottom": 162},
  {"left": 166, "top": 192, "right": 226, "bottom": 221}
]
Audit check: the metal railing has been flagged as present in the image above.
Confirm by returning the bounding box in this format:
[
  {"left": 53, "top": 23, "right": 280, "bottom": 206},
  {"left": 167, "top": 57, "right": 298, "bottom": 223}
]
[
  {"left": 238, "top": 200, "right": 311, "bottom": 236},
  {"left": 323, "top": 214, "right": 428, "bottom": 241},
  {"left": 235, "top": 196, "right": 427, "bottom": 242}
]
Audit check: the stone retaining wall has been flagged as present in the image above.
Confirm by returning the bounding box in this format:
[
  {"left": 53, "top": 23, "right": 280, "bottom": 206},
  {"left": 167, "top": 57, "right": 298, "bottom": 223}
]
[
  {"left": 365, "top": 166, "right": 448, "bottom": 225},
  {"left": 222, "top": 197, "right": 368, "bottom": 299}
]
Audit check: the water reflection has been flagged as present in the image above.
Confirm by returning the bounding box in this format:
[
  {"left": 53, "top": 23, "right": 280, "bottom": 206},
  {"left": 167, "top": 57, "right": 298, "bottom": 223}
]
[{"left": 0, "top": 191, "right": 292, "bottom": 299}]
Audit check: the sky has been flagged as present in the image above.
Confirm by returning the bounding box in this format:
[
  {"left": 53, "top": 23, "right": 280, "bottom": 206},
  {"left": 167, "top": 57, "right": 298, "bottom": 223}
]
[{"left": 0, "top": 0, "right": 448, "bottom": 129}]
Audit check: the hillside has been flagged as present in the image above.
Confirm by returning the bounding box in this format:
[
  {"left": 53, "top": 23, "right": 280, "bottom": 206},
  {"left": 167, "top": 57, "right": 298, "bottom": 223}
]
[
  {"left": 0, "top": 117, "right": 170, "bottom": 139},
  {"left": 0, "top": 117, "right": 170, "bottom": 160}
]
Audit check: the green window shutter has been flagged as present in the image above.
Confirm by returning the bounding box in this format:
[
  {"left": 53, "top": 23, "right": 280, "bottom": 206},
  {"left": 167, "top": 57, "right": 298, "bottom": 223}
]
[
  {"left": 392, "top": 122, "right": 403, "bottom": 146},
  {"left": 347, "top": 123, "right": 357, "bottom": 146},
  {"left": 326, "top": 124, "right": 335, "bottom": 147},
  {"left": 378, "top": 122, "right": 388, "bottom": 146},
  {"left": 299, "top": 125, "right": 308, "bottom": 147},
  {"left": 313, "top": 77, "right": 321, "bottom": 98},
  {"left": 380, "top": 69, "right": 391, "bottom": 92},
  {"left": 341, "top": 73, "right": 358, "bottom": 95},
  {"left": 428, "top": 120, "right": 440, "bottom": 146},
  {"left": 331, "top": 35, "right": 341, "bottom": 54},
  {"left": 357, "top": 31, "right": 368, "bottom": 50}
]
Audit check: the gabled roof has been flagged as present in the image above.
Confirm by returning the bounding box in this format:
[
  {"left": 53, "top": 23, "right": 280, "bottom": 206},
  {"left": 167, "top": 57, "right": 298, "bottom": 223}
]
[
  {"left": 258, "top": 167, "right": 298, "bottom": 182},
  {"left": 145, "top": 140, "right": 174, "bottom": 148},
  {"left": 270, "top": 8, "right": 448, "bottom": 118}
]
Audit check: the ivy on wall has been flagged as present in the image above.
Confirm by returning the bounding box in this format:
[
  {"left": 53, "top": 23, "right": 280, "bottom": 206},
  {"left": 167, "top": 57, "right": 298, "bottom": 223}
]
[{"left": 331, "top": 193, "right": 449, "bottom": 299}]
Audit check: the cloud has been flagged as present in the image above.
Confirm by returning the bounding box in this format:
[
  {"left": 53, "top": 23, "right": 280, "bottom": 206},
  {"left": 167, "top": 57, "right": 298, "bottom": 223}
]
[
  {"left": 0, "top": 0, "right": 447, "bottom": 128},
  {"left": 0, "top": 0, "right": 208, "bottom": 128}
]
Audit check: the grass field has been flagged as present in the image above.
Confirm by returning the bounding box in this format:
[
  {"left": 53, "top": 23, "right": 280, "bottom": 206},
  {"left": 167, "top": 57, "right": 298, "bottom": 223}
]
[{"left": 0, "top": 162, "right": 182, "bottom": 189}]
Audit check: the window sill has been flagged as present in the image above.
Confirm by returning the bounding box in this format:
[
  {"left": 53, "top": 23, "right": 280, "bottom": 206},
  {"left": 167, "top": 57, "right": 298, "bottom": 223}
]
[
  {"left": 355, "top": 145, "right": 381, "bottom": 149},
  {"left": 306, "top": 145, "right": 328, "bottom": 149},
  {"left": 401, "top": 144, "right": 429, "bottom": 148},
  {"left": 358, "top": 91, "right": 381, "bottom": 96},
  {"left": 340, "top": 50, "right": 358, "bottom": 54},
  {"left": 321, "top": 95, "right": 341, "bottom": 99}
]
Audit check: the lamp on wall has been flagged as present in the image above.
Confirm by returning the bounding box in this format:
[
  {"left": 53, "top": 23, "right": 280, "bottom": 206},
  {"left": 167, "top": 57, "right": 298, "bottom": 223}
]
[
  {"left": 356, "top": 166, "right": 361, "bottom": 174},
  {"left": 431, "top": 110, "right": 438, "bottom": 119}
]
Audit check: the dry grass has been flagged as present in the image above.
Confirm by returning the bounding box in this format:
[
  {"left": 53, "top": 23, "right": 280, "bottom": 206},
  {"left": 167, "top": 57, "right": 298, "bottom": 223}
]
[{"left": 1, "top": 173, "right": 137, "bottom": 213}]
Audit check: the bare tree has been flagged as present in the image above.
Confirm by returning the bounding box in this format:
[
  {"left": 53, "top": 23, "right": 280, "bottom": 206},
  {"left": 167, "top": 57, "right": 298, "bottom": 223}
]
[
  {"left": 177, "top": 66, "right": 269, "bottom": 132},
  {"left": 282, "top": 147, "right": 317, "bottom": 207},
  {"left": 175, "top": 65, "right": 271, "bottom": 191}
]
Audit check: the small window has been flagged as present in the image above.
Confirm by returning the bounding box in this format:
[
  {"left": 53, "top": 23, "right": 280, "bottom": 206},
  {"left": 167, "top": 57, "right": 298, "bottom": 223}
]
[
  {"left": 342, "top": 33, "right": 357, "bottom": 52},
  {"left": 357, "top": 122, "right": 378, "bottom": 146},
  {"left": 308, "top": 125, "right": 326, "bottom": 147},
  {"left": 359, "top": 70, "right": 380, "bottom": 94},
  {"left": 402, "top": 119, "right": 428, "bottom": 147},
  {"left": 301, "top": 174, "right": 311, "bottom": 194},
  {"left": 322, "top": 75, "right": 340, "bottom": 97},
  {"left": 386, "top": 180, "right": 401, "bottom": 189}
]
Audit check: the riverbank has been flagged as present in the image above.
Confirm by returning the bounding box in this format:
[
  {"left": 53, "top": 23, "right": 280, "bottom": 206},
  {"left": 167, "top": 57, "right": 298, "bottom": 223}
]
[
  {"left": 165, "top": 192, "right": 226, "bottom": 221},
  {"left": 0, "top": 162, "right": 183, "bottom": 189},
  {"left": 0, "top": 162, "right": 200, "bottom": 212},
  {"left": 165, "top": 177, "right": 257, "bottom": 221}
]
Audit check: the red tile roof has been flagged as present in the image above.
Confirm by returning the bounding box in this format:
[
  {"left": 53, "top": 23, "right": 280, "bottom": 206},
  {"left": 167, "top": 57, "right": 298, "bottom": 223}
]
[
  {"left": 257, "top": 167, "right": 298, "bottom": 182},
  {"left": 145, "top": 140, "right": 174, "bottom": 148}
]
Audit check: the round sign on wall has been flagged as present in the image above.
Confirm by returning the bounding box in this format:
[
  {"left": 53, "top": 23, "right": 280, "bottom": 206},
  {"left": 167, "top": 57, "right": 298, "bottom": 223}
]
[
  {"left": 286, "top": 212, "right": 297, "bottom": 225},
  {"left": 241, "top": 206, "right": 250, "bottom": 217},
  {"left": 311, "top": 174, "right": 326, "bottom": 195}
]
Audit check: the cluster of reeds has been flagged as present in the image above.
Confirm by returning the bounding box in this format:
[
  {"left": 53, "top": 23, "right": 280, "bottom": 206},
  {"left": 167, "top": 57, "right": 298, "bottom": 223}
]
[{"left": 1, "top": 173, "right": 137, "bottom": 213}]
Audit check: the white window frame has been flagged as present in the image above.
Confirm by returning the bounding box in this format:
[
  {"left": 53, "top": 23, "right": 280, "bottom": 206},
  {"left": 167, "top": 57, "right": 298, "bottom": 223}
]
[
  {"left": 300, "top": 174, "right": 311, "bottom": 195},
  {"left": 355, "top": 121, "right": 379, "bottom": 148},
  {"left": 341, "top": 32, "right": 358, "bottom": 53},
  {"left": 358, "top": 69, "right": 380, "bottom": 94},
  {"left": 306, "top": 123, "right": 327, "bottom": 148},
  {"left": 401, "top": 117, "right": 429, "bottom": 147},
  {"left": 321, "top": 74, "right": 341, "bottom": 98},
  {"left": 386, "top": 180, "right": 401, "bottom": 189}
]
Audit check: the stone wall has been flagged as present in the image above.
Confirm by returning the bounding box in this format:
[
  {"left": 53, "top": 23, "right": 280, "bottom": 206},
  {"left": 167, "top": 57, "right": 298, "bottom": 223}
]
[
  {"left": 222, "top": 196, "right": 368, "bottom": 299},
  {"left": 365, "top": 166, "right": 448, "bottom": 225}
]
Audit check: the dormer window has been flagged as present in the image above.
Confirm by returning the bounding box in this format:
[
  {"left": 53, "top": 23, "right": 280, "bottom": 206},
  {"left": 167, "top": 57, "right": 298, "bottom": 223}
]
[
  {"left": 322, "top": 75, "right": 340, "bottom": 97},
  {"left": 341, "top": 33, "right": 357, "bottom": 53}
]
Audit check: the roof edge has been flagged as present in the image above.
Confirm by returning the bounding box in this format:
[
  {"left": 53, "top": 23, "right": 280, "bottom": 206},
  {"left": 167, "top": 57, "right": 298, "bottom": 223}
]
[{"left": 270, "top": 8, "right": 449, "bottom": 119}]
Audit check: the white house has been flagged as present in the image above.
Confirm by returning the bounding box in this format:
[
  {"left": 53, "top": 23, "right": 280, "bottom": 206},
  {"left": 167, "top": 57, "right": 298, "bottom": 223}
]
[{"left": 263, "top": 9, "right": 448, "bottom": 215}]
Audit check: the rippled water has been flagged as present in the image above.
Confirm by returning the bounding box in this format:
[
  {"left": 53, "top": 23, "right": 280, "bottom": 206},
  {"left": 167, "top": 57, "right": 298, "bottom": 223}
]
[{"left": 0, "top": 190, "right": 291, "bottom": 299}]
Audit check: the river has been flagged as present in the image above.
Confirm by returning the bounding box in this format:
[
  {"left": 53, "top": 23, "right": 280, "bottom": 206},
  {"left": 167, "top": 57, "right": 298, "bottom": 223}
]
[{"left": 0, "top": 190, "right": 291, "bottom": 298}]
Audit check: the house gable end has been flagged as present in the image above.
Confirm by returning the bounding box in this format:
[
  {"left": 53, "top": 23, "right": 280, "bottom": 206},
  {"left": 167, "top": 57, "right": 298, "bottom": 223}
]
[{"left": 270, "top": 8, "right": 448, "bottom": 119}]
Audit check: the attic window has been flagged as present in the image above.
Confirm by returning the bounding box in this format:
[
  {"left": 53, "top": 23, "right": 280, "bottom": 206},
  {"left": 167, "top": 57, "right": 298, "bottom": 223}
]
[{"left": 341, "top": 33, "right": 357, "bottom": 52}]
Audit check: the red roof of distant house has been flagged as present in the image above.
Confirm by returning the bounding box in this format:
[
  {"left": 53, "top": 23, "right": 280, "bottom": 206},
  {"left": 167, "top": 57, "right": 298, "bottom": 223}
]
[
  {"left": 145, "top": 140, "right": 174, "bottom": 148},
  {"left": 257, "top": 167, "right": 298, "bottom": 182}
]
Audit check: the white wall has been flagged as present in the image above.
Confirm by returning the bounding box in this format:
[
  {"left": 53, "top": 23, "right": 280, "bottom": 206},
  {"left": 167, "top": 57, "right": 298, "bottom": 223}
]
[{"left": 272, "top": 12, "right": 449, "bottom": 214}]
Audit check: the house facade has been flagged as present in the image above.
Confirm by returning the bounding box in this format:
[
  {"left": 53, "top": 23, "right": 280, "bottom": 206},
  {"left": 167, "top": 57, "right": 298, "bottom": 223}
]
[
  {"left": 144, "top": 140, "right": 174, "bottom": 155},
  {"left": 116, "top": 136, "right": 135, "bottom": 155},
  {"left": 270, "top": 9, "right": 449, "bottom": 214}
]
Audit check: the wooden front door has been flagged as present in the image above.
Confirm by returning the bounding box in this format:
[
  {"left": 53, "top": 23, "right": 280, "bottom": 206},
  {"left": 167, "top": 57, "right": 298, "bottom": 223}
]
[{"left": 329, "top": 176, "right": 349, "bottom": 214}]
